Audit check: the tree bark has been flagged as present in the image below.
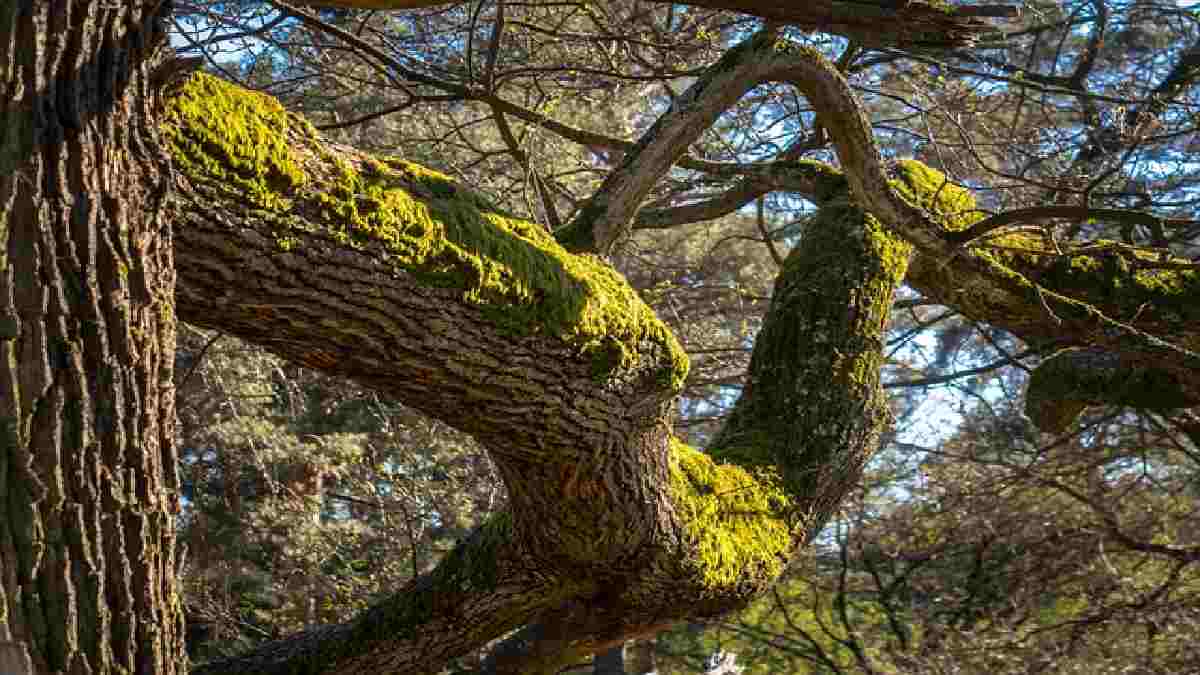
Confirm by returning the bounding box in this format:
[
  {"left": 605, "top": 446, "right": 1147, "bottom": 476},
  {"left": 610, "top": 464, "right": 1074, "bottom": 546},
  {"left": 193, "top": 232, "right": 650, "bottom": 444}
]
[
  {"left": 0, "top": 2, "right": 185, "bottom": 673},
  {"left": 166, "top": 34, "right": 1199, "bottom": 668}
]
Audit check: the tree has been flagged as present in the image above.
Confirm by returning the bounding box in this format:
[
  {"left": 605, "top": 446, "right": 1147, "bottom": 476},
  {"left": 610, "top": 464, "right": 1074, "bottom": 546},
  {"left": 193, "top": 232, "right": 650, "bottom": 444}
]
[{"left": 3, "top": 1, "right": 1197, "bottom": 674}]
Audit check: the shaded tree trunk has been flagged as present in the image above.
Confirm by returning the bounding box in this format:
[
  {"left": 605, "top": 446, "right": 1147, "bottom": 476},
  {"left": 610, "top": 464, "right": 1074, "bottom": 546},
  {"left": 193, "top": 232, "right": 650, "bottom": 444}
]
[{"left": 0, "top": 2, "right": 184, "bottom": 673}]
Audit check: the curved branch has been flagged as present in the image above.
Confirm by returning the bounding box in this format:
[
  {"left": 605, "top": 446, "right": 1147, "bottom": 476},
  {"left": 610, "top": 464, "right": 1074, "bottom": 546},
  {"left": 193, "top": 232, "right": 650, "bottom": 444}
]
[
  {"left": 165, "top": 17, "right": 1198, "bottom": 671},
  {"left": 633, "top": 177, "right": 772, "bottom": 230},
  {"left": 166, "top": 67, "right": 929, "bottom": 671},
  {"left": 556, "top": 28, "right": 915, "bottom": 254},
  {"left": 166, "top": 73, "right": 702, "bottom": 610},
  {"left": 550, "top": 27, "right": 1200, "bottom": 428}
]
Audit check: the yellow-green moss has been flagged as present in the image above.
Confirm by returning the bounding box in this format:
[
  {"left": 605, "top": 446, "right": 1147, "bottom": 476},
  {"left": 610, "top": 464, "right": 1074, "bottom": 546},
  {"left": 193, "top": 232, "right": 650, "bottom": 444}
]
[
  {"left": 965, "top": 230, "right": 1200, "bottom": 329},
  {"left": 707, "top": 201, "right": 907, "bottom": 505},
  {"left": 163, "top": 73, "right": 689, "bottom": 390},
  {"left": 863, "top": 210, "right": 916, "bottom": 283},
  {"left": 668, "top": 439, "right": 793, "bottom": 594},
  {"left": 162, "top": 73, "right": 309, "bottom": 211},
  {"left": 890, "top": 159, "right": 978, "bottom": 230},
  {"left": 891, "top": 161, "right": 1200, "bottom": 327}
]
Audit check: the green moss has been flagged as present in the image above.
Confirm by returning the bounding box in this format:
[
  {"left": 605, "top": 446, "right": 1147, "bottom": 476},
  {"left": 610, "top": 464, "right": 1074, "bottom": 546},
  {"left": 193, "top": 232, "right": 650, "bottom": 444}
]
[
  {"left": 161, "top": 73, "right": 307, "bottom": 211},
  {"left": 863, "top": 210, "right": 916, "bottom": 282},
  {"left": 1049, "top": 246, "right": 1200, "bottom": 325},
  {"left": 922, "top": 0, "right": 957, "bottom": 14},
  {"left": 1025, "top": 348, "right": 1194, "bottom": 432},
  {"left": 892, "top": 161, "right": 1199, "bottom": 331},
  {"left": 1133, "top": 264, "right": 1200, "bottom": 306},
  {"left": 668, "top": 439, "right": 793, "bottom": 594},
  {"left": 684, "top": 191, "right": 907, "bottom": 571},
  {"left": 890, "top": 160, "right": 978, "bottom": 231},
  {"left": 380, "top": 157, "right": 465, "bottom": 201},
  {"left": 163, "top": 73, "right": 689, "bottom": 390},
  {"left": 967, "top": 230, "right": 1200, "bottom": 330}
]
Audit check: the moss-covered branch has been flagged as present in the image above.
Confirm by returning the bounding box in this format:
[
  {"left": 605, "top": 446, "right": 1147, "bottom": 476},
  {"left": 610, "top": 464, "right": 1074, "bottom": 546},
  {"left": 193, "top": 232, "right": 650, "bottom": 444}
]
[
  {"left": 164, "top": 72, "right": 687, "bottom": 461},
  {"left": 1025, "top": 348, "right": 1195, "bottom": 433},
  {"left": 706, "top": 195, "right": 911, "bottom": 542},
  {"left": 162, "top": 32, "right": 1200, "bottom": 670},
  {"left": 163, "top": 66, "right": 936, "bottom": 672},
  {"left": 902, "top": 198, "right": 1200, "bottom": 428}
]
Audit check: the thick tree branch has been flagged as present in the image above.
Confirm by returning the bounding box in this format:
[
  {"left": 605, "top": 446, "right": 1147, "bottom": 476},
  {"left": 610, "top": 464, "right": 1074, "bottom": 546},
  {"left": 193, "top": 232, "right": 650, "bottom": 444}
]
[
  {"left": 1025, "top": 348, "right": 1195, "bottom": 433},
  {"left": 708, "top": 197, "right": 910, "bottom": 540},
  {"left": 163, "top": 66, "right": 931, "bottom": 672},
  {"left": 165, "top": 74, "right": 687, "bottom": 461}
]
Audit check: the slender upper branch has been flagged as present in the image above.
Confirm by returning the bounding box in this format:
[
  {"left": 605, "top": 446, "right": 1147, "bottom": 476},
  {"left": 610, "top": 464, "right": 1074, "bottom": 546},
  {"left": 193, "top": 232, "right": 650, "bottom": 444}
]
[{"left": 292, "top": 0, "right": 1019, "bottom": 50}]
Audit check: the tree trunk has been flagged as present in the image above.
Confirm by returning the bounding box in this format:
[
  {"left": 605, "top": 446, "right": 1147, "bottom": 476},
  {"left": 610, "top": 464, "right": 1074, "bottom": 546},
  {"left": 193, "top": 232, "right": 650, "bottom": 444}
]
[{"left": 0, "top": 2, "right": 185, "bottom": 673}]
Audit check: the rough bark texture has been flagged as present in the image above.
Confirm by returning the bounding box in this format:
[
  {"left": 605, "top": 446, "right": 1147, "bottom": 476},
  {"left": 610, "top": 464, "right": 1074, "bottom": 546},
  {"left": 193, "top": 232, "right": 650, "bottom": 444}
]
[
  {"left": 0, "top": 2, "right": 185, "bottom": 673},
  {"left": 165, "top": 37, "right": 1198, "bottom": 669}
]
